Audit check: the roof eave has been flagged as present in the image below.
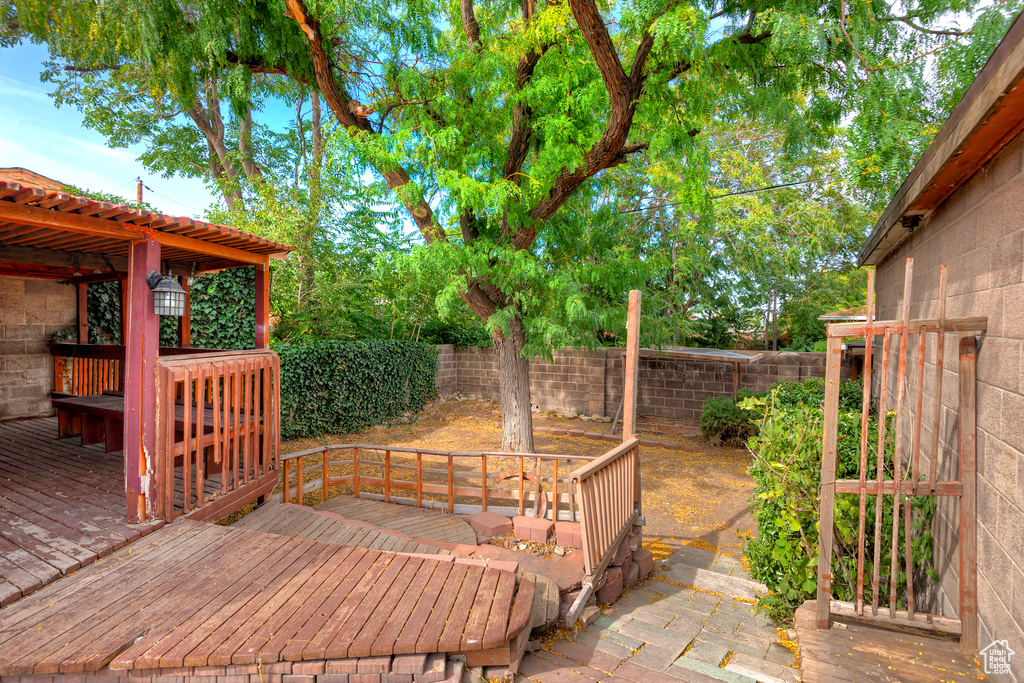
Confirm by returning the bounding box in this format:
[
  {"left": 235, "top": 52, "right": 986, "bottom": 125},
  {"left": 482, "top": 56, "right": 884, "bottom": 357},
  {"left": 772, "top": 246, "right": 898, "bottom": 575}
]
[{"left": 859, "top": 10, "right": 1024, "bottom": 267}]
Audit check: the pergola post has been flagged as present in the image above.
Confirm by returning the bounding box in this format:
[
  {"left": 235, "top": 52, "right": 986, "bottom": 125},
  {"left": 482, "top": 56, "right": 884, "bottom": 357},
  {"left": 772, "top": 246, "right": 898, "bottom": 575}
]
[
  {"left": 255, "top": 258, "right": 270, "bottom": 349},
  {"left": 76, "top": 282, "right": 88, "bottom": 344},
  {"left": 178, "top": 276, "right": 191, "bottom": 347},
  {"left": 123, "top": 238, "right": 161, "bottom": 523}
]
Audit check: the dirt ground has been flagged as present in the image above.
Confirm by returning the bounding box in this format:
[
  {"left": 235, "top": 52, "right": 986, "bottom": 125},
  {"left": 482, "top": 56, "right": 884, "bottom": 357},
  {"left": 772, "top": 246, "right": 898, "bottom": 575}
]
[{"left": 281, "top": 395, "right": 756, "bottom": 557}]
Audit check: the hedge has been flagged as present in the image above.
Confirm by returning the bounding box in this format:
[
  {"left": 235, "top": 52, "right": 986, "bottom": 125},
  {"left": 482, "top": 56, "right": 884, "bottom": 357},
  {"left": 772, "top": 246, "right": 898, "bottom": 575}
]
[{"left": 276, "top": 339, "right": 439, "bottom": 439}]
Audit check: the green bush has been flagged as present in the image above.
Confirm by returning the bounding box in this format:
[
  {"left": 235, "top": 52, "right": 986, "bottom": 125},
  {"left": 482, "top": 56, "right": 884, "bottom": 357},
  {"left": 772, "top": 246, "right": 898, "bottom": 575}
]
[
  {"left": 700, "top": 396, "right": 759, "bottom": 442},
  {"left": 742, "top": 381, "right": 936, "bottom": 623},
  {"left": 276, "top": 339, "right": 439, "bottom": 439}
]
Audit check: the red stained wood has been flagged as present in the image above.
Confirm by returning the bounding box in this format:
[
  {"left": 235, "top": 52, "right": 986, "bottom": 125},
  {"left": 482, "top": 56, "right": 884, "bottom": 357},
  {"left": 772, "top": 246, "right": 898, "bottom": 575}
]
[
  {"left": 958, "top": 335, "right": 978, "bottom": 653},
  {"left": 123, "top": 238, "right": 162, "bottom": 523},
  {"left": 256, "top": 259, "right": 270, "bottom": 348}
]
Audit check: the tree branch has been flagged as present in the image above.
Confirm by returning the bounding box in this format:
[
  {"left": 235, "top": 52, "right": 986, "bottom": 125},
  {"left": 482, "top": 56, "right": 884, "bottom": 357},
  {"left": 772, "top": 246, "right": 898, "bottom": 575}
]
[{"left": 460, "top": 0, "right": 482, "bottom": 53}]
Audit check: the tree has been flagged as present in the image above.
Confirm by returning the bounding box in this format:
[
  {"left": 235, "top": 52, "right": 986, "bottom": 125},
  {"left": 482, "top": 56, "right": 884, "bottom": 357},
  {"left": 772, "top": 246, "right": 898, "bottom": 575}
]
[{"left": 7, "top": 0, "right": 1021, "bottom": 451}]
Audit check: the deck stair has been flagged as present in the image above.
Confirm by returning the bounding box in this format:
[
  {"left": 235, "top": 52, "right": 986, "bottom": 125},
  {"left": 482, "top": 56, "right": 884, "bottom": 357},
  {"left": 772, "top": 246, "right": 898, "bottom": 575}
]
[
  {"left": 0, "top": 520, "right": 535, "bottom": 682},
  {"left": 232, "top": 502, "right": 463, "bottom": 556}
]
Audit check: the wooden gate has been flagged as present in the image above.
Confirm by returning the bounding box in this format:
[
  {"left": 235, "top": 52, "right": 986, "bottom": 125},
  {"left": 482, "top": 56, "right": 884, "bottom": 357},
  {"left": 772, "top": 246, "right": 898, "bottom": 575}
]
[
  {"left": 154, "top": 350, "right": 281, "bottom": 522},
  {"left": 816, "top": 259, "right": 986, "bottom": 653}
]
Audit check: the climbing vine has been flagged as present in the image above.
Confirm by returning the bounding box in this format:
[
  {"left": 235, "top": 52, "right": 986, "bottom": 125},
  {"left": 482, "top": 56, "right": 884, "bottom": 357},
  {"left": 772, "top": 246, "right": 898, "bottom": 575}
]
[{"left": 276, "top": 339, "right": 438, "bottom": 439}]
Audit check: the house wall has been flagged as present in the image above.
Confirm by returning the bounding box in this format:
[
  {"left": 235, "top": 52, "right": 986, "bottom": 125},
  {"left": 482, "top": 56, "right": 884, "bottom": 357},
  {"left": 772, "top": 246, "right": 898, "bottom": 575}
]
[
  {"left": 444, "top": 346, "right": 850, "bottom": 420},
  {"left": 0, "top": 276, "right": 77, "bottom": 419},
  {"left": 873, "top": 127, "right": 1024, "bottom": 677}
]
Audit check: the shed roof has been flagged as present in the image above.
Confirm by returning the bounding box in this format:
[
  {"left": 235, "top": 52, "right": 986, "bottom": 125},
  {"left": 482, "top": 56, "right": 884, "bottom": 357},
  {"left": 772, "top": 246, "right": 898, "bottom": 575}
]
[
  {"left": 859, "top": 11, "right": 1024, "bottom": 266},
  {"left": 0, "top": 181, "right": 294, "bottom": 278}
]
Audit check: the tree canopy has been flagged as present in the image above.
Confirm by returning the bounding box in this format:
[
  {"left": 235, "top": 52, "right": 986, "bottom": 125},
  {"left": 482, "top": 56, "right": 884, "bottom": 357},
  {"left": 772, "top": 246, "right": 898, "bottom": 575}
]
[{"left": 4, "top": 0, "right": 1021, "bottom": 449}]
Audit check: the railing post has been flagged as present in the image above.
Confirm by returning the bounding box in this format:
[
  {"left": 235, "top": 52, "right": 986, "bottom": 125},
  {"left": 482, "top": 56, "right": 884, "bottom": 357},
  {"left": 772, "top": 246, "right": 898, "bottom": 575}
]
[
  {"left": 622, "top": 290, "right": 641, "bottom": 440},
  {"left": 283, "top": 458, "right": 290, "bottom": 504},
  {"left": 816, "top": 335, "right": 843, "bottom": 630},
  {"left": 448, "top": 456, "right": 454, "bottom": 513},
  {"left": 296, "top": 455, "right": 304, "bottom": 504},
  {"left": 518, "top": 458, "right": 525, "bottom": 515},
  {"left": 323, "top": 449, "right": 330, "bottom": 503},
  {"left": 481, "top": 455, "right": 488, "bottom": 512},
  {"left": 416, "top": 452, "right": 422, "bottom": 507},
  {"left": 353, "top": 447, "right": 360, "bottom": 498},
  {"left": 385, "top": 450, "right": 391, "bottom": 503},
  {"left": 553, "top": 460, "right": 559, "bottom": 522}
]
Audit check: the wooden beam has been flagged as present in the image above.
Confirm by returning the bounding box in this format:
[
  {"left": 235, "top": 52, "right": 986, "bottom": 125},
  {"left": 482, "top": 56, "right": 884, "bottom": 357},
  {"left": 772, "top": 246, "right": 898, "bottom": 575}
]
[
  {"left": 622, "top": 290, "right": 641, "bottom": 441},
  {"left": 827, "top": 316, "right": 987, "bottom": 338},
  {"left": 76, "top": 282, "right": 88, "bottom": 344},
  {"left": 123, "top": 239, "right": 161, "bottom": 523},
  {"left": 0, "top": 200, "right": 145, "bottom": 241},
  {"left": 0, "top": 200, "right": 269, "bottom": 265},
  {"left": 147, "top": 227, "right": 267, "bottom": 265},
  {"left": 0, "top": 244, "right": 128, "bottom": 272}
]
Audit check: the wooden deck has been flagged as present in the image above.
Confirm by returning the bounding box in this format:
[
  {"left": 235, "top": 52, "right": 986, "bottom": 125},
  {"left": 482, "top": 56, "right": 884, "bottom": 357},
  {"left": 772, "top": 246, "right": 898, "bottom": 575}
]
[
  {"left": 0, "top": 417, "right": 164, "bottom": 606},
  {"left": 233, "top": 501, "right": 467, "bottom": 555},
  {"left": 318, "top": 495, "right": 479, "bottom": 545},
  {"left": 0, "top": 519, "right": 533, "bottom": 676},
  {"left": 794, "top": 600, "right": 986, "bottom": 681}
]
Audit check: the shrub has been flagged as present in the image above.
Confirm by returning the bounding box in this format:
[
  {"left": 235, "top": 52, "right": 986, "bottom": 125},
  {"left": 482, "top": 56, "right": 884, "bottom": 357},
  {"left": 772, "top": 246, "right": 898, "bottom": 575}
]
[
  {"left": 276, "top": 339, "right": 439, "bottom": 439},
  {"left": 700, "top": 396, "right": 759, "bottom": 442},
  {"left": 742, "top": 381, "right": 937, "bottom": 623}
]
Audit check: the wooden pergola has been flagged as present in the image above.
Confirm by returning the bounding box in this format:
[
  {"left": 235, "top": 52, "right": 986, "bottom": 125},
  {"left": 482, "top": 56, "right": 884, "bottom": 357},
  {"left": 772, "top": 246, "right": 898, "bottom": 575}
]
[{"left": 0, "top": 181, "right": 294, "bottom": 523}]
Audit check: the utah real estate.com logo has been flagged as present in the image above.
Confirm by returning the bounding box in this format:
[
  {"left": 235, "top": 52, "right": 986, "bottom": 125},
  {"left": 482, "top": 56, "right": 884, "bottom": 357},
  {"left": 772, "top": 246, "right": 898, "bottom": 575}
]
[{"left": 981, "top": 640, "right": 1015, "bottom": 675}]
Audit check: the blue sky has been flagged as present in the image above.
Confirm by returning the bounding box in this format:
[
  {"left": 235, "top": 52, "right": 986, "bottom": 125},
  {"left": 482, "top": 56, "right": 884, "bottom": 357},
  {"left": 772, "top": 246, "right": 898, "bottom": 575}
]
[{"left": 0, "top": 43, "right": 220, "bottom": 218}]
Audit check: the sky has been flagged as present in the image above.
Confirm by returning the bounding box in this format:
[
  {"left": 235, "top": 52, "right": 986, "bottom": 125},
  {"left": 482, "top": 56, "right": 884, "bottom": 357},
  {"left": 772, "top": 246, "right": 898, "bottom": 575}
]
[{"left": 0, "top": 43, "right": 221, "bottom": 218}]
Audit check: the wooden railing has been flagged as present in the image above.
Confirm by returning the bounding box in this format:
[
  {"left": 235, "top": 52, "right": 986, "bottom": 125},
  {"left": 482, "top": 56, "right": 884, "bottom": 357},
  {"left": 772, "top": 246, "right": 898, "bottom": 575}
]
[
  {"left": 571, "top": 438, "right": 641, "bottom": 576},
  {"left": 50, "top": 343, "right": 221, "bottom": 396},
  {"left": 564, "top": 438, "right": 641, "bottom": 624},
  {"left": 280, "top": 444, "right": 594, "bottom": 520},
  {"left": 154, "top": 350, "right": 281, "bottom": 522}
]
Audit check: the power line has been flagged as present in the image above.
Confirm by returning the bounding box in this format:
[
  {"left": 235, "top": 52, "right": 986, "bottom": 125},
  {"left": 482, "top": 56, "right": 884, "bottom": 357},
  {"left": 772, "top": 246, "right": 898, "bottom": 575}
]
[{"left": 618, "top": 177, "right": 830, "bottom": 215}]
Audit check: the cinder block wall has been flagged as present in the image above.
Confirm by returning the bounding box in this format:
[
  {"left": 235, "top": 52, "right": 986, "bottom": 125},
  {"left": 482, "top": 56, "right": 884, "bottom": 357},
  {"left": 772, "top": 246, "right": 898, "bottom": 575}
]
[
  {"left": 0, "top": 276, "right": 76, "bottom": 419},
  {"left": 445, "top": 346, "right": 847, "bottom": 420},
  {"left": 435, "top": 344, "right": 456, "bottom": 394},
  {"left": 874, "top": 128, "right": 1024, "bottom": 673}
]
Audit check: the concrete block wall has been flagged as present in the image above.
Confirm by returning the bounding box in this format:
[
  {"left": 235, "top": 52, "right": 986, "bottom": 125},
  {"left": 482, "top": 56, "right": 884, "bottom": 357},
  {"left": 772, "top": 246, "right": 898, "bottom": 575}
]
[
  {"left": 0, "top": 276, "right": 76, "bottom": 419},
  {"left": 874, "top": 127, "right": 1024, "bottom": 676},
  {"left": 435, "top": 344, "right": 456, "bottom": 394},
  {"left": 444, "top": 346, "right": 846, "bottom": 421}
]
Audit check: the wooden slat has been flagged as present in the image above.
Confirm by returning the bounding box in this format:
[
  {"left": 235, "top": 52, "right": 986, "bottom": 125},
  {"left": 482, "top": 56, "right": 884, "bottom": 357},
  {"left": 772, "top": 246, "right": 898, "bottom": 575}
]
[
  {"left": 871, "top": 329, "right": 892, "bottom": 616},
  {"left": 816, "top": 336, "right": 842, "bottom": 629},
  {"left": 958, "top": 335, "right": 978, "bottom": 653},
  {"left": 928, "top": 265, "right": 948, "bottom": 492},
  {"left": 889, "top": 258, "right": 913, "bottom": 613}
]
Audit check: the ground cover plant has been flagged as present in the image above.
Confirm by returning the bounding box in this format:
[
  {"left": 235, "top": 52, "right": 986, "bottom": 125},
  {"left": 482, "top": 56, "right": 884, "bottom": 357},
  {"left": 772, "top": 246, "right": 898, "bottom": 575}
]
[{"left": 743, "top": 378, "right": 937, "bottom": 623}]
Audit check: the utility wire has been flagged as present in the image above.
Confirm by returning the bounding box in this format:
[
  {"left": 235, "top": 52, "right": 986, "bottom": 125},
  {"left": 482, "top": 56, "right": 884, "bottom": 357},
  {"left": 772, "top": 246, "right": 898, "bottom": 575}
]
[{"left": 618, "top": 177, "right": 830, "bottom": 215}]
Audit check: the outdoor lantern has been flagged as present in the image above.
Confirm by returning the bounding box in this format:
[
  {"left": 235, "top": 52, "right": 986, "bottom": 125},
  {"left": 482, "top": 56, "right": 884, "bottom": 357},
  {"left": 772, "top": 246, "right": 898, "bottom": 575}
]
[{"left": 146, "top": 270, "right": 187, "bottom": 317}]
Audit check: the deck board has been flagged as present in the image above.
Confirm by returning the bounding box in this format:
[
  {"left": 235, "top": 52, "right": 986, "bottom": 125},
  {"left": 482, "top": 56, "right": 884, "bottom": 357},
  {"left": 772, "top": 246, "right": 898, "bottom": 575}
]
[
  {"left": 233, "top": 501, "right": 467, "bottom": 555},
  {"left": 0, "top": 520, "right": 531, "bottom": 675},
  {"left": 794, "top": 600, "right": 984, "bottom": 682},
  {"left": 0, "top": 418, "right": 167, "bottom": 605},
  {"left": 0, "top": 417, "right": 274, "bottom": 606},
  {"left": 317, "top": 496, "right": 478, "bottom": 545}
]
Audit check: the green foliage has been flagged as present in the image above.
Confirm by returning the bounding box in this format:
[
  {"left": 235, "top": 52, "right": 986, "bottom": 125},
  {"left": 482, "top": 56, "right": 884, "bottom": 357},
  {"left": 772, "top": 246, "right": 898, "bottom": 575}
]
[
  {"left": 275, "top": 339, "right": 438, "bottom": 439},
  {"left": 743, "top": 380, "right": 936, "bottom": 623},
  {"left": 84, "top": 269, "right": 255, "bottom": 349},
  {"left": 699, "top": 395, "right": 759, "bottom": 442}
]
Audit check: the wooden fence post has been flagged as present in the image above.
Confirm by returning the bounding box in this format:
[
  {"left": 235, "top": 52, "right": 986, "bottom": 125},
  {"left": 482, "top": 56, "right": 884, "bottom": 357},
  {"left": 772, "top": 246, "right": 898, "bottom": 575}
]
[
  {"left": 622, "top": 290, "right": 641, "bottom": 441},
  {"left": 959, "top": 335, "right": 978, "bottom": 654},
  {"left": 817, "top": 335, "right": 843, "bottom": 629}
]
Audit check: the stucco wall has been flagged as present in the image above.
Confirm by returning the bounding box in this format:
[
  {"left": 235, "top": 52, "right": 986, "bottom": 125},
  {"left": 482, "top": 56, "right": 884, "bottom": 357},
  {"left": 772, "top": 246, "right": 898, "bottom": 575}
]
[
  {"left": 874, "top": 127, "right": 1024, "bottom": 677},
  {"left": 0, "top": 276, "right": 77, "bottom": 419}
]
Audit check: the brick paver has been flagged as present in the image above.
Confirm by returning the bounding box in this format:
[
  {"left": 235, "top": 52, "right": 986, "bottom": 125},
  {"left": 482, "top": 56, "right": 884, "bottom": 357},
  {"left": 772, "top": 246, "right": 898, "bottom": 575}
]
[{"left": 516, "top": 544, "right": 799, "bottom": 683}]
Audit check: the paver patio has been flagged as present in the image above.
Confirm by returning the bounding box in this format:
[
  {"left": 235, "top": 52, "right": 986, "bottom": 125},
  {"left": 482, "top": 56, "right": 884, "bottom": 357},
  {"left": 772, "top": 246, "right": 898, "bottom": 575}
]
[{"left": 516, "top": 543, "right": 799, "bottom": 683}]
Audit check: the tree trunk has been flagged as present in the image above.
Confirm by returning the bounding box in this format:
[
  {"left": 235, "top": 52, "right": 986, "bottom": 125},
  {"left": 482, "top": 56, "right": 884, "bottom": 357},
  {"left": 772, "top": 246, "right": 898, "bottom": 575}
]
[{"left": 494, "top": 314, "right": 535, "bottom": 452}]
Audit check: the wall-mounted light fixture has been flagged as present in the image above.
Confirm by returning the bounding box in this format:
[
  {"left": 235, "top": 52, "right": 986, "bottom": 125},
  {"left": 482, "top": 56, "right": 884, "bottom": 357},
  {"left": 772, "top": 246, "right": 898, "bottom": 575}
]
[{"left": 146, "top": 270, "right": 187, "bottom": 317}]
